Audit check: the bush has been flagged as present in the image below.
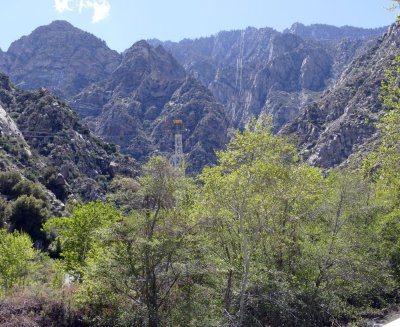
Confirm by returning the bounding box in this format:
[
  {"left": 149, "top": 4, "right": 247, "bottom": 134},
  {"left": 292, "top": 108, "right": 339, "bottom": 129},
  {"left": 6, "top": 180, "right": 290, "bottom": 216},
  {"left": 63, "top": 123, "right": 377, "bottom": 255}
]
[
  {"left": 12, "top": 179, "right": 48, "bottom": 201},
  {"left": 0, "top": 230, "right": 36, "bottom": 295},
  {"left": 8, "top": 195, "right": 49, "bottom": 242},
  {"left": 0, "top": 171, "right": 22, "bottom": 196}
]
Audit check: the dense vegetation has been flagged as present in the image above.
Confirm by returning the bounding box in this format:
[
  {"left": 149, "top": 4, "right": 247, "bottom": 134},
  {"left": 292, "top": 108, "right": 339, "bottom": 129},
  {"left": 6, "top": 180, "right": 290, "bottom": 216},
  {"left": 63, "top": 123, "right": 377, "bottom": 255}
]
[{"left": 0, "top": 54, "right": 399, "bottom": 327}]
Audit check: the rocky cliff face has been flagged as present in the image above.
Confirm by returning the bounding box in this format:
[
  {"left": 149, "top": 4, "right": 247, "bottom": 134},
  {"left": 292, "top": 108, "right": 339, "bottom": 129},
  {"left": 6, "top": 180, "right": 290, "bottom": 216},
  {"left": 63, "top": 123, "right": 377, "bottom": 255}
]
[
  {"left": 0, "top": 73, "right": 137, "bottom": 201},
  {"left": 282, "top": 23, "right": 400, "bottom": 168},
  {"left": 150, "top": 24, "right": 386, "bottom": 131},
  {"left": 1, "top": 20, "right": 120, "bottom": 99},
  {"left": 72, "top": 40, "right": 229, "bottom": 173}
]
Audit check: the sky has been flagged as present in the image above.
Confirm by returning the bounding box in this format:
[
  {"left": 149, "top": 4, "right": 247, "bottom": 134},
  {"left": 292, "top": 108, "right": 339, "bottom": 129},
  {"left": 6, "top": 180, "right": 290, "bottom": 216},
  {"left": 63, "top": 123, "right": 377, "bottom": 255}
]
[{"left": 0, "top": 0, "right": 398, "bottom": 53}]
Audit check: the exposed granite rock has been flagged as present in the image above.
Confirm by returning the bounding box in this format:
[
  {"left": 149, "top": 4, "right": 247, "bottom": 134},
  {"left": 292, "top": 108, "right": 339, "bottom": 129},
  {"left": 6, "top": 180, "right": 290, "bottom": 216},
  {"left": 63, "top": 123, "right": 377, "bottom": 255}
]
[
  {"left": 150, "top": 24, "right": 386, "bottom": 130},
  {"left": 3, "top": 20, "right": 121, "bottom": 99},
  {"left": 282, "top": 23, "right": 400, "bottom": 168},
  {"left": 72, "top": 40, "right": 229, "bottom": 174}
]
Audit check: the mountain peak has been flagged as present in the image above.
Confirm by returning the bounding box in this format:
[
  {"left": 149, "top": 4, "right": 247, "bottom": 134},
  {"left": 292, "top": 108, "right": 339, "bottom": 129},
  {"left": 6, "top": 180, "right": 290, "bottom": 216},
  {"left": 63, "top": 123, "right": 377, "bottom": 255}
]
[
  {"left": 45, "top": 20, "right": 75, "bottom": 30},
  {"left": 4, "top": 20, "right": 121, "bottom": 98}
]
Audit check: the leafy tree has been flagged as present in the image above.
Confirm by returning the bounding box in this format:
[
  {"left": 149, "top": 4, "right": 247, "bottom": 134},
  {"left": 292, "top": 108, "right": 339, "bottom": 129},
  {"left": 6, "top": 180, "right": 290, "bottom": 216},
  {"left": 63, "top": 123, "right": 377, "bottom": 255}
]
[
  {"left": 197, "top": 117, "right": 324, "bottom": 326},
  {"left": 0, "top": 229, "right": 37, "bottom": 295},
  {"left": 8, "top": 195, "right": 49, "bottom": 242},
  {"left": 376, "top": 55, "right": 400, "bottom": 205},
  {"left": 294, "top": 171, "right": 392, "bottom": 325},
  {"left": 106, "top": 177, "right": 141, "bottom": 213},
  {"left": 79, "top": 157, "right": 216, "bottom": 327},
  {"left": 43, "top": 201, "right": 121, "bottom": 279},
  {"left": 366, "top": 55, "right": 400, "bottom": 283}
]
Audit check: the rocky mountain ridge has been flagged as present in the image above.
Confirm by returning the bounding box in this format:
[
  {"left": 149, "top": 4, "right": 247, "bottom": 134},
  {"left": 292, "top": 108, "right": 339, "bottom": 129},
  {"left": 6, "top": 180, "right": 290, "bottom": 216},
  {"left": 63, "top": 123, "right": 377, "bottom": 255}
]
[
  {"left": 0, "top": 20, "right": 394, "bottom": 173},
  {"left": 284, "top": 23, "right": 387, "bottom": 41},
  {"left": 72, "top": 40, "right": 229, "bottom": 173},
  {"left": 150, "top": 24, "right": 387, "bottom": 131},
  {"left": 282, "top": 22, "right": 400, "bottom": 168},
  {"left": 0, "top": 73, "right": 137, "bottom": 203},
  {"left": 0, "top": 21, "right": 229, "bottom": 173}
]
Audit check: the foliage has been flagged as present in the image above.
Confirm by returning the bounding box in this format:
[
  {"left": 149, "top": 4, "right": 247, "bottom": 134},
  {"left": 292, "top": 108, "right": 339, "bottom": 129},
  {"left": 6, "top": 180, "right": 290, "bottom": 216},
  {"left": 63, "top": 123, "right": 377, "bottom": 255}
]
[
  {"left": 12, "top": 179, "right": 48, "bottom": 201},
  {"left": 376, "top": 55, "right": 400, "bottom": 205},
  {"left": 0, "top": 170, "right": 22, "bottom": 196},
  {"left": 78, "top": 157, "right": 218, "bottom": 327},
  {"left": 0, "top": 229, "right": 37, "bottom": 295},
  {"left": 43, "top": 201, "right": 122, "bottom": 279},
  {"left": 8, "top": 195, "right": 49, "bottom": 242}
]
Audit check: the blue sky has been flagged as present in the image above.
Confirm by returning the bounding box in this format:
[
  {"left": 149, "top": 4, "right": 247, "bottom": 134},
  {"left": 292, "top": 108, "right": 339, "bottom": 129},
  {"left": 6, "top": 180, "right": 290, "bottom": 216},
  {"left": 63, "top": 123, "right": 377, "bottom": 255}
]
[{"left": 0, "top": 0, "right": 398, "bottom": 53}]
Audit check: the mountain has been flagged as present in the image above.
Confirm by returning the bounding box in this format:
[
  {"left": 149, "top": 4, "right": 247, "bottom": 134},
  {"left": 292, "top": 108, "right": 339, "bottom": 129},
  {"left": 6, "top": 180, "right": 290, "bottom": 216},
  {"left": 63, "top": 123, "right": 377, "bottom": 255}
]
[
  {"left": 0, "top": 21, "right": 392, "bottom": 173},
  {"left": 149, "top": 24, "right": 386, "bottom": 130},
  {"left": 72, "top": 40, "right": 229, "bottom": 173},
  {"left": 1, "top": 20, "right": 121, "bottom": 99},
  {"left": 284, "top": 23, "right": 387, "bottom": 41},
  {"left": 0, "top": 21, "right": 229, "bottom": 174},
  {"left": 282, "top": 22, "right": 400, "bottom": 168},
  {"left": 0, "top": 72, "right": 137, "bottom": 203}
]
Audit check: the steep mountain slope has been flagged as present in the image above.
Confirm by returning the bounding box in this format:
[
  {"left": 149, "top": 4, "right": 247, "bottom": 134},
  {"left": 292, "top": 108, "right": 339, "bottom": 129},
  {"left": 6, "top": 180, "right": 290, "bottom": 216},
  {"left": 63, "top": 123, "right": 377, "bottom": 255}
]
[
  {"left": 150, "top": 25, "right": 386, "bottom": 130},
  {"left": 72, "top": 40, "right": 229, "bottom": 173},
  {"left": 1, "top": 20, "right": 120, "bottom": 99},
  {"left": 0, "top": 73, "right": 137, "bottom": 201},
  {"left": 282, "top": 22, "right": 400, "bottom": 168}
]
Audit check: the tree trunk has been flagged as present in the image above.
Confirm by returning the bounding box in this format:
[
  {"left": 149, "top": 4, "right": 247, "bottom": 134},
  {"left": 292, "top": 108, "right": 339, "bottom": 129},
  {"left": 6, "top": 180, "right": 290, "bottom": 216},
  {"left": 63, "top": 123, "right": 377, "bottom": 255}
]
[
  {"left": 237, "top": 211, "right": 250, "bottom": 327},
  {"left": 224, "top": 269, "right": 233, "bottom": 313}
]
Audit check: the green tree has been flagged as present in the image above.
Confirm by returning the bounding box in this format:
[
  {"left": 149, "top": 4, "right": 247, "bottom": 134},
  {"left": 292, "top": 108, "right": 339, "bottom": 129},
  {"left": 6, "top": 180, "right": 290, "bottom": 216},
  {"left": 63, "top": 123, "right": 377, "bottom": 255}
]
[
  {"left": 197, "top": 117, "right": 324, "bottom": 326},
  {"left": 376, "top": 55, "right": 400, "bottom": 205},
  {"left": 9, "top": 195, "right": 49, "bottom": 242},
  {"left": 367, "top": 55, "right": 400, "bottom": 283},
  {"left": 43, "top": 201, "right": 121, "bottom": 279},
  {"left": 80, "top": 157, "right": 216, "bottom": 327},
  {"left": 0, "top": 229, "right": 37, "bottom": 295}
]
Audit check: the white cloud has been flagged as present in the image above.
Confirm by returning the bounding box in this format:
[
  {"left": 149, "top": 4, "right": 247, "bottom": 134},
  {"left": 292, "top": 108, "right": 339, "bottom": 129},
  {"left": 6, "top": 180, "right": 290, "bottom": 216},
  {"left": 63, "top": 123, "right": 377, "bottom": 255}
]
[
  {"left": 54, "top": 0, "right": 73, "bottom": 13},
  {"left": 54, "top": 0, "right": 111, "bottom": 23},
  {"left": 79, "top": 0, "right": 111, "bottom": 23}
]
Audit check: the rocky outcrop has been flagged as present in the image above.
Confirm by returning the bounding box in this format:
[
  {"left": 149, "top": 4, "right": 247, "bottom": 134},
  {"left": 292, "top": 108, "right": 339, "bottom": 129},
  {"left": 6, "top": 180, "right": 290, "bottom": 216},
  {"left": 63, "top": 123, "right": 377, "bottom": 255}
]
[
  {"left": 72, "top": 41, "right": 229, "bottom": 174},
  {"left": 0, "top": 73, "right": 137, "bottom": 201},
  {"left": 284, "top": 23, "right": 387, "bottom": 41},
  {"left": 1, "top": 20, "right": 120, "bottom": 99},
  {"left": 282, "top": 23, "right": 400, "bottom": 168},
  {"left": 150, "top": 24, "right": 386, "bottom": 130}
]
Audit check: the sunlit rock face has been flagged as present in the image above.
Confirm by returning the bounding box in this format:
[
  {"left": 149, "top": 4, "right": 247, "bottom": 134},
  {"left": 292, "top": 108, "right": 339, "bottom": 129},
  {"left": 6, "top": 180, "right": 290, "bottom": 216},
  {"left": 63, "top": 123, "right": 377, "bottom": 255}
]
[
  {"left": 282, "top": 23, "right": 399, "bottom": 168},
  {"left": 1, "top": 20, "right": 121, "bottom": 99}
]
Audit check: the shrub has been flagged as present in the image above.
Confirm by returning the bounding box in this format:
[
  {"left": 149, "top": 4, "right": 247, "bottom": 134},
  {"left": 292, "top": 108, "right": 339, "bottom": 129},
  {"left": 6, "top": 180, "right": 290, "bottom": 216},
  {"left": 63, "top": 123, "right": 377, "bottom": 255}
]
[
  {"left": 0, "top": 171, "right": 22, "bottom": 196},
  {"left": 8, "top": 195, "right": 49, "bottom": 242}
]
